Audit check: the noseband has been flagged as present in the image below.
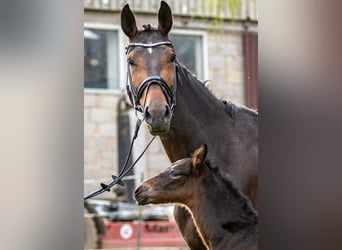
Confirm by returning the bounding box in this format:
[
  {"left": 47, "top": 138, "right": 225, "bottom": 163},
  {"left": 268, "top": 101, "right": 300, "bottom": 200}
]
[{"left": 125, "top": 41, "right": 177, "bottom": 115}]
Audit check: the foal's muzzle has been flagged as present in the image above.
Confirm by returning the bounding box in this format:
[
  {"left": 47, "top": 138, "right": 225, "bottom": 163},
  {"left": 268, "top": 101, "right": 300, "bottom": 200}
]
[{"left": 134, "top": 184, "right": 149, "bottom": 205}]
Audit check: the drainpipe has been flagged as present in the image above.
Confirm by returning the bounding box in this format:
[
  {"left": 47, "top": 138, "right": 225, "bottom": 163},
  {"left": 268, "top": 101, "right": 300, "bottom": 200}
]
[{"left": 117, "top": 96, "right": 135, "bottom": 203}]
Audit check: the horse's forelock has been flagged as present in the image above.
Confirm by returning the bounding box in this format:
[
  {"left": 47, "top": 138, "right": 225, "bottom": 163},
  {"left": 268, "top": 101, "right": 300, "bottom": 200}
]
[
  {"left": 134, "top": 25, "right": 168, "bottom": 44},
  {"left": 141, "top": 24, "right": 156, "bottom": 31}
]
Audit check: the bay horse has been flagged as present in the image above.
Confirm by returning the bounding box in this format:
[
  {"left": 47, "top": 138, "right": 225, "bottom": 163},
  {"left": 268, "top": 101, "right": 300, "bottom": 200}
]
[
  {"left": 135, "top": 145, "right": 258, "bottom": 250},
  {"left": 121, "top": 1, "right": 258, "bottom": 249}
]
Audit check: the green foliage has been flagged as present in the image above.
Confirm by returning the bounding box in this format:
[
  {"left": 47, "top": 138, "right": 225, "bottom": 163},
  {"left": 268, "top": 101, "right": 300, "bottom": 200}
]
[{"left": 194, "top": 0, "right": 257, "bottom": 29}]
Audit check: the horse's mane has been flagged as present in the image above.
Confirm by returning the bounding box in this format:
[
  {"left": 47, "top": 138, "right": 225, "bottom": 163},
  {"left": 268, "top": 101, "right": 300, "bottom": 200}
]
[
  {"left": 223, "top": 100, "right": 258, "bottom": 120},
  {"left": 175, "top": 59, "right": 223, "bottom": 105},
  {"left": 206, "top": 160, "right": 258, "bottom": 224},
  {"left": 176, "top": 59, "right": 258, "bottom": 120},
  {"left": 175, "top": 59, "right": 206, "bottom": 87}
]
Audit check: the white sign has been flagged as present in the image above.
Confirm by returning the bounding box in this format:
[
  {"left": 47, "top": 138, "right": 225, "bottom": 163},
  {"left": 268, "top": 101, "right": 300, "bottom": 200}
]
[{"left": 120, "top": 224, "right": 133, "bottom": 239}]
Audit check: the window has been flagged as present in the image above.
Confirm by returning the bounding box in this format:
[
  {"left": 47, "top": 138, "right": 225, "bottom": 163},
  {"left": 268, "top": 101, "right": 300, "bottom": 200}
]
[
  {"left": 170, "top": 33, "right": 206, "bottom": 80},
  {"left": 84, "top": 28, "right": 119, "bottom": 89}
]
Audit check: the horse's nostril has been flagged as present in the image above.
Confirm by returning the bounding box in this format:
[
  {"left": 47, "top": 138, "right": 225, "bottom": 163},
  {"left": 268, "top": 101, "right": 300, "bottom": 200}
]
[
  {"left": 144, "top": 104, "right": 172, "bottom": 129},
  {"left": 144, "top": 107, "right": 152, "bottom": 124},
  {"left": 164, "top": 105, "right": 172, "bottom": 122}
]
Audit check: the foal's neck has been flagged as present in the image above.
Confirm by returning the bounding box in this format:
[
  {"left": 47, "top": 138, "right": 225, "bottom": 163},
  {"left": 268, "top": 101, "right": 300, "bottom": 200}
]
[{"left": 186, "top": 168, "right": 257, "bottom": 248}]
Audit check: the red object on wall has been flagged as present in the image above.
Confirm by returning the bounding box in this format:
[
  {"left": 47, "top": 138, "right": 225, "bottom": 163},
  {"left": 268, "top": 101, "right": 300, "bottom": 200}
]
[{"left": 101, "top": 220, "right": 187, "bottom": 248}]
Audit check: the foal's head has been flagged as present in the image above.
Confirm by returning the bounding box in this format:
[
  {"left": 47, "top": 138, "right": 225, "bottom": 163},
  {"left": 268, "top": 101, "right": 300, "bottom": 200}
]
[
  {"left": 121, "top": 1, "right": 176, "bottom": 134},
  {"left": 134, "top": 145, "right": 208, "bottom": 206}
]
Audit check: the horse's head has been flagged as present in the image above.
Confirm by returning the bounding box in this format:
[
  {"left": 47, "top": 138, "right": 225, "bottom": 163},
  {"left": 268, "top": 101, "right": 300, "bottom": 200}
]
[
  {"left": 121, "top": 1, "right": 176, "bottom": 135},
  {"left": 134, "top": 145, "right": 208, "bottom": 205}
]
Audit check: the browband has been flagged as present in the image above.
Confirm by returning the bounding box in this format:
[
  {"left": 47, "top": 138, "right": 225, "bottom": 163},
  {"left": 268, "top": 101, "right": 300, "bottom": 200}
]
[{"left": 125, "top": 41, "right": 173, "bottom": 54}]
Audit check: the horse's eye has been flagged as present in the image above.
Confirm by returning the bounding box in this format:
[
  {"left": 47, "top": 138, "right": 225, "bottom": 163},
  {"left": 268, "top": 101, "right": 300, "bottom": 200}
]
[
  {"left": 127, "top": 58, "right": 136, "bottom": 66},
  {"left": 169, "top": 54, "right": 176, "bottom": 63}
]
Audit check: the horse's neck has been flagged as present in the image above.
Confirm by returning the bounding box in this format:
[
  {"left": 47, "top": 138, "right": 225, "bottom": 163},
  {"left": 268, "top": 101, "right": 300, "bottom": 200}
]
[
  {"left": 186, "top": 170, "right": 257, "bottom": 248},
  {"left": 160, "top": 69, "right": 231, "bottom": 161}
]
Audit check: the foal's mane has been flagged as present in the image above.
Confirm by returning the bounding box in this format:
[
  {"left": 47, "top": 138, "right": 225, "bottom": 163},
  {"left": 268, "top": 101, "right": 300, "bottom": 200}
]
[{"left": 205, "top": 160, "right": 258, "bottom": 224}]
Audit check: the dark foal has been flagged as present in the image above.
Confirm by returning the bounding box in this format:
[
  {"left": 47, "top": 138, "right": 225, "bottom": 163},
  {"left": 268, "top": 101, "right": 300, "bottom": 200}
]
[
  {"left": 121, "top": 2, "right": 258, "bottom": 249},
  {"left": 135, "top": 145, "right": 258, "bottom": 250}
]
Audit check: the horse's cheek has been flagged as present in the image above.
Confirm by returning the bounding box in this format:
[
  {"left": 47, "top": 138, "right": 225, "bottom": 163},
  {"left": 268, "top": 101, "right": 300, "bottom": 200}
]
[
  {"left": 160, "top": 64, "right": 174, "bottom": 87},
  {"left": 131, "top": 68, "right": 146, "bottom": 90}
]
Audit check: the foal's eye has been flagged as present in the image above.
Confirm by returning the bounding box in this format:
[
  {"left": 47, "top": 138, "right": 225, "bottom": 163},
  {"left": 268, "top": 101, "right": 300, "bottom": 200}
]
[
  {"left": 169, "top": 168, "right": 188, "bottom": 177},
  {"left": 170, "top": 169, "right": 181, "bottom": 177},
  {"left": 170, "top": 169, "right": 177, "bottom": 176}
]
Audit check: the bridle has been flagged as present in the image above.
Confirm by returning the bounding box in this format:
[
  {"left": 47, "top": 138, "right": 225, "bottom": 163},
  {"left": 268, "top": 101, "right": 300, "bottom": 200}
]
[{"left": 125, "top": 40, "right": 177, "bottom": 116}]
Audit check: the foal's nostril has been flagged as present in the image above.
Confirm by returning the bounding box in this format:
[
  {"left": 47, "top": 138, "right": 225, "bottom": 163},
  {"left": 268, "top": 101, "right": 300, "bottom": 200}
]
[{"left": 134, "top": 187, "right": 141, "bottom": 198}]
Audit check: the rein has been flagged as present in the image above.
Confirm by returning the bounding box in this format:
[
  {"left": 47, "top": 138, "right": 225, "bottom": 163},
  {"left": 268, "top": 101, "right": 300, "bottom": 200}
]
[{"left": 84, "top": 119, "right": 155, "bottom": 200}]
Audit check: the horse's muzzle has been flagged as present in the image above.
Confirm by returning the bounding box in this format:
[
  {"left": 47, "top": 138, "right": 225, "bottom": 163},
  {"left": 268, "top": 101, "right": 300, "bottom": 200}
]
[{"left": 144, "top": 101, "right": 172, "bottom": 134}]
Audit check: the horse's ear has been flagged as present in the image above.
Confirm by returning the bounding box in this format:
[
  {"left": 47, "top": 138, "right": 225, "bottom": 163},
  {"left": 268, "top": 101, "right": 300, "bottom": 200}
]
[
  {"left": 121, "top": 4, "right": 138, "bottom": 39},
  {"left": 192, "top": 144, "right": 208, "bottom": 172},
  {"left": 158, "top": 1, "right": 173, "bottom": 36}
]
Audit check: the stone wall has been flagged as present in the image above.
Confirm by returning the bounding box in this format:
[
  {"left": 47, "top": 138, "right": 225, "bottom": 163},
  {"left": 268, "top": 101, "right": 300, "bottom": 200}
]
[{"left": 207, "top": 32, "right": 245, "bottom": 104}]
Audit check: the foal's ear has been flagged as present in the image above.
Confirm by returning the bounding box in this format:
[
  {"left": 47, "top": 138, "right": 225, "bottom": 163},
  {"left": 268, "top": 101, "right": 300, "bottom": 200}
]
[
  {"left": 158, "top": 1, "right": 173, "bottom": 36},
  {"left": 121, "top": 4, "right": 138, "bottom": 39},
  {"left": 192, "top": 144, "right": 208, "bottom": 172}
]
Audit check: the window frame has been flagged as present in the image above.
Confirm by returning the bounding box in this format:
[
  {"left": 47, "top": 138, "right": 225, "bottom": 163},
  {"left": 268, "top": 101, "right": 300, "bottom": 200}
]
[
  {"left": 170, "top": 29, "right": 208, "bottom": 81},
  {"left": 84, "top": 23, "right": 125, "bottom": 94}
]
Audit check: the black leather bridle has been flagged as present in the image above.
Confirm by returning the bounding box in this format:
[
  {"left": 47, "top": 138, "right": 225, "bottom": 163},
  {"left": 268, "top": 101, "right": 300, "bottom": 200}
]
[{"left": 125, "top": 41, "right": 177, "bottom": 115}]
